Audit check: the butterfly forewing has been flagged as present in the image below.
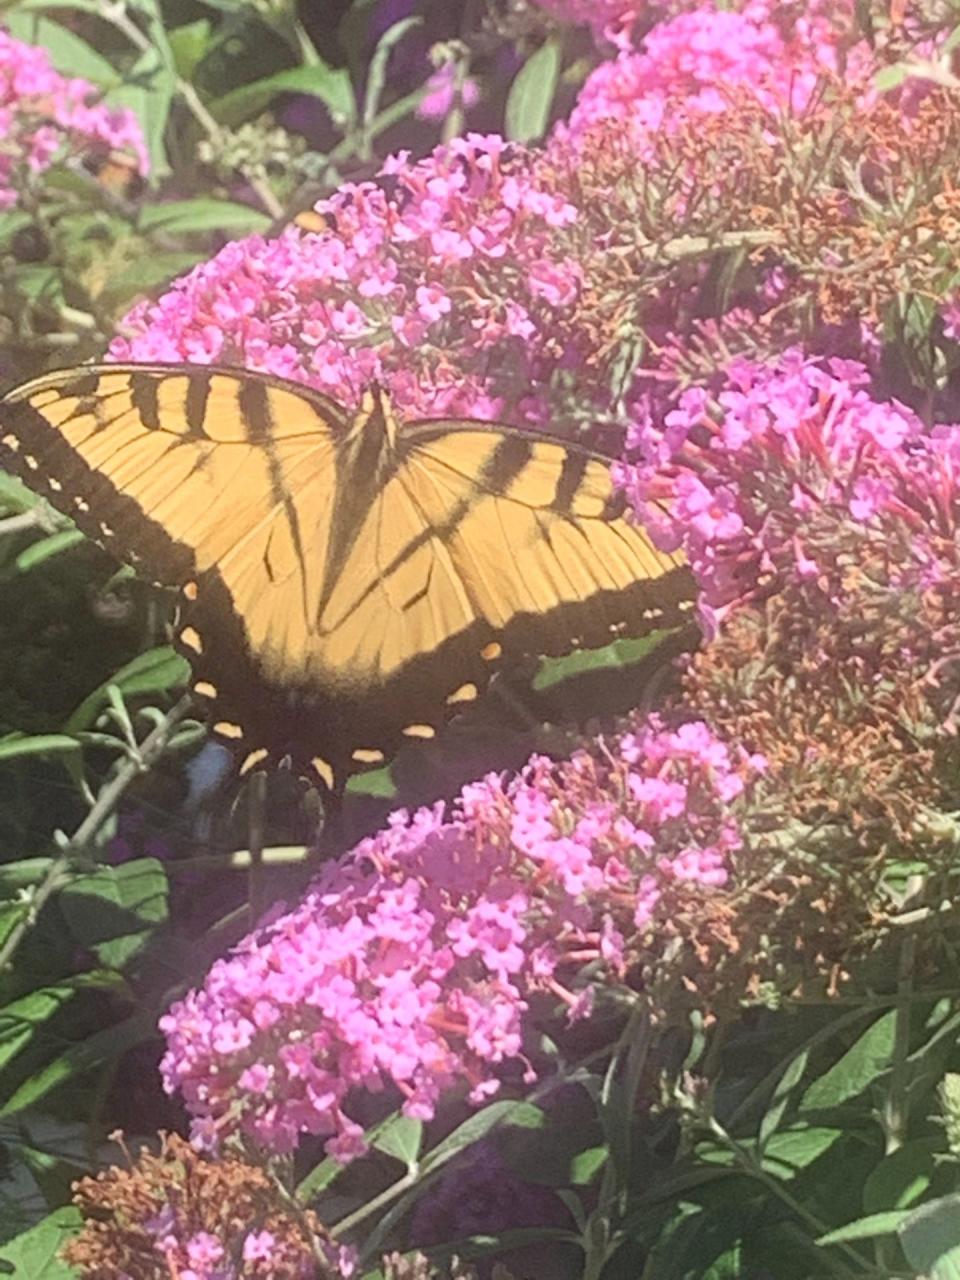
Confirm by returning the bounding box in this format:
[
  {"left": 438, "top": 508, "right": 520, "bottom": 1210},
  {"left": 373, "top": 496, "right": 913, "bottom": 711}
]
[{"left": 0, "top": 364, "right": 694, "bottom": 790}]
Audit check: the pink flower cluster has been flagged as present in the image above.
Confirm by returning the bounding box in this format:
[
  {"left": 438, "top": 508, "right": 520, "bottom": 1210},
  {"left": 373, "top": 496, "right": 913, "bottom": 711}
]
[
  {"left": 617, "top": 349, "right": 960, "bottom": 630},
  {"left": 556, "top": 2, "right": 871, "bottom": 152},
  {"left": 111, "top": 134, "right": 579, "bottom": 424},
  {"left": 160, "top": 721, "right": 759, "bottom": 1161},
  {"left": 529, "top": 0, "right": 645, "bottom": 49},
  {"left": 0, "top": 27, "right": 147, "bottom": 208},
  {"left": 416, "top": 63, "right": 480, "bottom": 120}
]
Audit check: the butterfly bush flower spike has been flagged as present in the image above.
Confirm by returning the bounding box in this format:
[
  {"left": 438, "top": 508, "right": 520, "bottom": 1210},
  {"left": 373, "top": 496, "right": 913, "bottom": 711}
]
[
  {"left": 111, "top": 135, "right": 580, "bottom": 426},
  {"left": 0, "top": 27, "right": 147, "bottom": 207},
  {"left": 160, "top": 722, "right": 759, "bottom": 1159},
  {"left": 617, "top": 351, "right": 960, "bottom": 631}
]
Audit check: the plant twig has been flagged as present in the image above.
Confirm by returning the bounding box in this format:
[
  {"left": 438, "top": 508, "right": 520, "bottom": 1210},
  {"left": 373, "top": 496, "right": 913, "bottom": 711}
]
[
  {"left": 0, "top": 695, "right": 192, "bottom": 973},
  {"left": 97, "top": 0, "right": 284, "bottom": 221}
]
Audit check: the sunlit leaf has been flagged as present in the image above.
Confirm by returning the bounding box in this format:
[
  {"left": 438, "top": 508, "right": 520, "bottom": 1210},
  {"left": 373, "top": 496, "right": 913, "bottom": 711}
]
[{"left": 505, "top": 36, "right": 562, "bottom": 143}]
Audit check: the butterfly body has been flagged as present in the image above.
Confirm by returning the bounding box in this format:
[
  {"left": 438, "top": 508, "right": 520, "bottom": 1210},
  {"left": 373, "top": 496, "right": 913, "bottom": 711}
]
[{"left": 0, "top": 363, "right": 693, "bottom": 790}]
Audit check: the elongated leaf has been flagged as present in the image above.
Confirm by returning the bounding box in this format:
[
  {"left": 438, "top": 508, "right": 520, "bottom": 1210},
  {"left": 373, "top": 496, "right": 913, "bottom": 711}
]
[
  {"left": 0, "top": 902, "right": 30, "bottom": 951},
  {"left": 817, "top": 1209, "right": 911, "bottom": 1245},
  {"left": 139, "top": 198, "right": 270, "bottom": 236},
  {"left": 0, "top": 1009, "right": 155, "bottom": 1118},
  {"left": 363, "top": 17, "right": 421, "bottom": 128},
  {"left": 534, "top": 631, "right": 675, "bottom": 690},
  {"left": 800, "top": 1011, "right": 895, "bottom": 1111},
  {"left": 0, "top": 210, "right": 34, "bottom": 250},
  {"left": 505, "top": 36, "right": 562, "bottom": 143},
  {"left": 98, "top": 251, "right": 205, "bottom": 307},
  {"left": 106, "top": 46, "right": 175, "bottom": 179},
  {"left": 60, "top": 858, "right": 168, "bottom": 968},
  {"left": 759, "top": 1048, "right": 810, "bottom": 1148},
  {"left": 65, "top": 647, "right": 189, "bottom": 734},
  {"left": 210, "top": 64, "right": 354, "bottom": 130},
  {"left": 759, "top": 1126, "right": 843, "bottom": 1177},
  {"left": 569, "top": 1144, "right": 607, "bottom": 1184},
  {"left": 15, "top": 530, "right": 84, "bottom": 573},
  {"left": 0, "top": 986, "right": 78, "bottom": 1074},
  {"left": 5, "top": 12, "right": 120, "bottom": 86},
  {"left": 0, "top": 858, "right": 54, "bottom": 893},
  {"left": 0, "top": 732, "right": 80, "bottom": 763},
  {"left": 863, "top": 1137, "right": 941, "bottom": 1213},
  {"left": 0, "top": 471, "right": 36, "bottom": 511},
  {"left": 421, "top": 1101, "right": 544, "bottom": 1174},
  {"left": 168, "top": 19, "right": 212, "bottom": 80}
]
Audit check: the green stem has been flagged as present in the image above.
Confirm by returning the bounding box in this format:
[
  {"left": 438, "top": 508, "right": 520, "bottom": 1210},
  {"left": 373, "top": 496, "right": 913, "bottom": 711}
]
[
  {"left": 883, "top": 930, "right": 917, "bottom": 1157},
  {"left": 329, "top": 1167, "right": 418, "bottom": 1239},
  {"left": 0, "top": 695, "right": 191, "bottom": 973}
]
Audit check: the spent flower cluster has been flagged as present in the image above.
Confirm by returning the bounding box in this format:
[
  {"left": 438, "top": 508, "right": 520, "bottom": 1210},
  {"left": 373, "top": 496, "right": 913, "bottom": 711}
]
[
  {"left": 62, "top": 1132, "right": 354, "bottom": 1279},
  {"left": 0, "top": 27, "right": 147, "bottom": 209},
  {"left": 160, "top": 722, "right": 759, "bottom": 1160}
]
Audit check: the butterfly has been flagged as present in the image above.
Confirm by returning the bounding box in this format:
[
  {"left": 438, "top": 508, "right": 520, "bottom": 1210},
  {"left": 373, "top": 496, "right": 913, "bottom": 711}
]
[{"left": 0, "top": 364, "right": 693, "bottom": 792}]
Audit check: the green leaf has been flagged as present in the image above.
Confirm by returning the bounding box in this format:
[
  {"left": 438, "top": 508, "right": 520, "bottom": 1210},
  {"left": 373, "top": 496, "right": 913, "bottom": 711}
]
[
  {"left": 534, "top": 631, "right": 675, "bottom": 691},
  {"left": 759, "top": 1048, "right": 810, "bottom": 1148},
  {"left": 5, "top": 11, "right": 120, "bottom": 86},
  {"left": 0, "top": 902, "right": 29, "bottom": 951},
  {"left": 168, "top": 19, "right": 212, "bottom": 81},
  {"left": 505, "top": 35, "right": 562, "bottom": 143},
  {"left": 8, "top": 263, "right": 65, "bottom": 306},
  {"left": 569, "top": 1144, "right": 607, "bottom": 1185},
  {"left": 0, "top": 1008, "right": 154, "bottom": 1118},
  {"left": 372, "top": 1115, "right": 423, "bottom": 1171},
  {"left": 0, "top": 1205, "right": 81, "bottom": 1278},
  {"left": 0, "top": 858, "right": 55, "bottom": 894},
  {"left": 421, "top": 1102, "right": 545, "bottom": 1174},
  {"left": 874, "top": 63, "right": 910, "bottom": 92},
  {"left": 863, "top": 1137, "right": 942, "bottom": 1213},
  {"left": 0, "top": 985, "right": 79, "bottom": 1074},
  {"left": 0, "top": 732, "right": 80, "bottom": 763},
  {"left": 60, "top": 858, "right": 168, "bottom": 968},
  {"left": 0, "top": 209, "right": 34, "bottom": 249},
  {"left": 98, "top": 251, "right": 204, "bottom": 307},
  {"left": 346, "top": 763, "right": 396, "bottom": 798},
  {"left": 15, "top": 530, "right": 85, "bottom": 573},
  {"left": 65, "top": 646, "right": 189, "bottom": 734},
  {"left": 900, "top": 1194, "right": 960, "bottom": 1279},
  {"left": 759, "top": 1126, "right": 844, "bottom": 1177},
  {"left": 297, "top": 1108, "right": 406, "bottom": 1200},
  {"left": 800, "top": 1011, "right": 895, "bottom": 1111},
  {"left": 817, "top": 1209, "right": 911, "bottom": 1245},
  {"left": 138, "top": 198, "right": 271, "bottom": 237},
  {"left": 210, "top": 64, "right": 355, "bottom": 130},
  {"left": 106, "top": 45, "right": 175, "bottom": 179},
  {"left": 0, "top": 470, "right": 37, "bottom": 511}
]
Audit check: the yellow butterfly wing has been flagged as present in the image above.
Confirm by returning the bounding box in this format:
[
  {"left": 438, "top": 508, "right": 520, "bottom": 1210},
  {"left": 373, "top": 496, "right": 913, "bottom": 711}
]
[{"left": 0, "top": 364, "right": 693, "bottom": 789}]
